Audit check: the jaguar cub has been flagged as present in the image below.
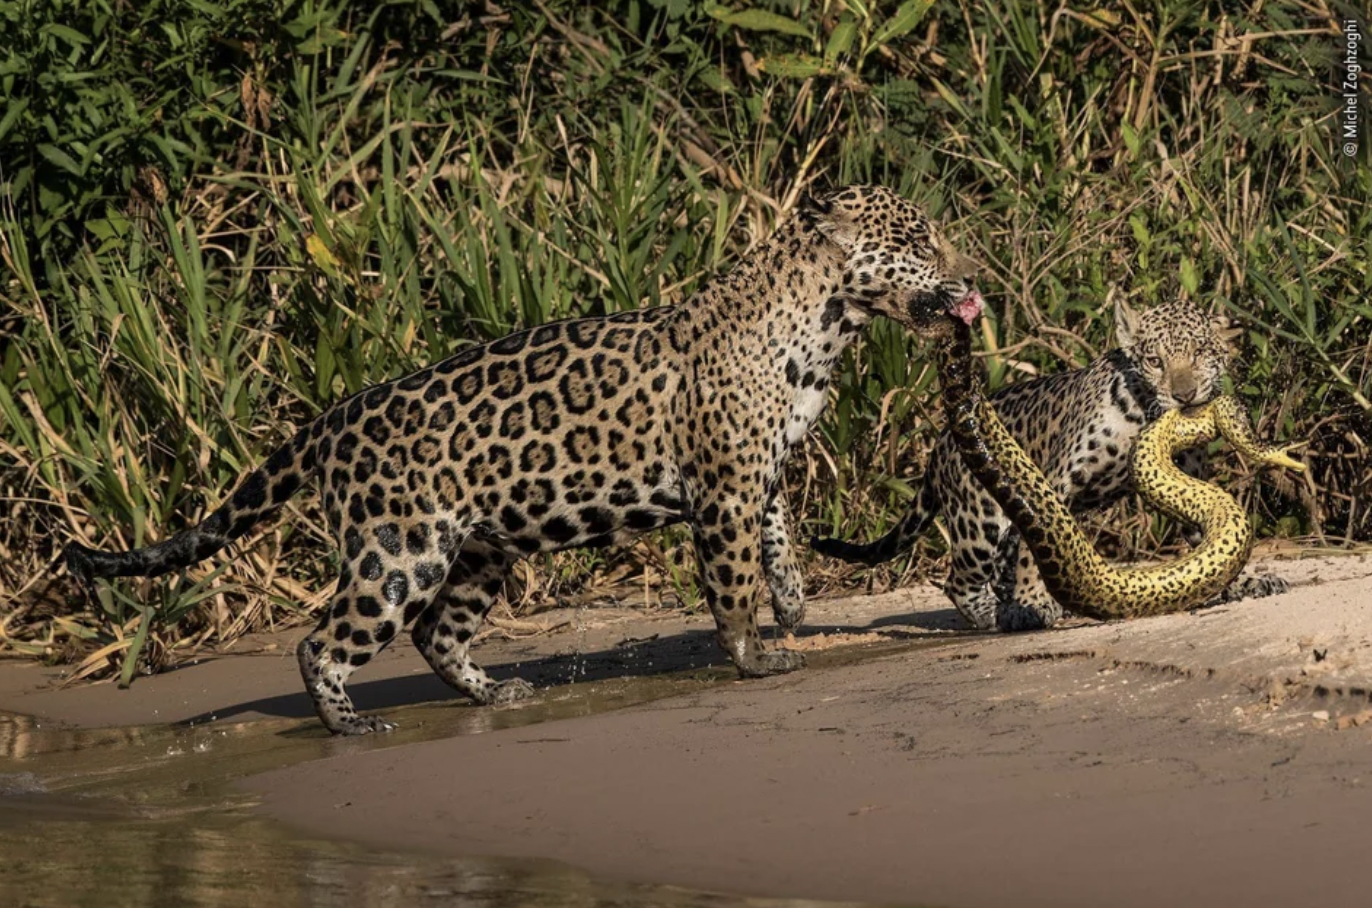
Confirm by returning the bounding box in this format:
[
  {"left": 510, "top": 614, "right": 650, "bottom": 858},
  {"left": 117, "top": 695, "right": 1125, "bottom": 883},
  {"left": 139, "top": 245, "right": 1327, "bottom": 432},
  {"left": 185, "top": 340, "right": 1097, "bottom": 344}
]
[
  {"left": 813, "top": 297, "right": 1286, "bottom": 631},
  {"left": 65, "top": 185, "right": 983, "bottom": 735}
]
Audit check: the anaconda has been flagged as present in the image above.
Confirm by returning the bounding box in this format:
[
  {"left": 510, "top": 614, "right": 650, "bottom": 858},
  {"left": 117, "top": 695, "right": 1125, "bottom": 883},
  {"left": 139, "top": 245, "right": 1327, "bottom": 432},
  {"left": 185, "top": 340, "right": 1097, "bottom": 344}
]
[{"left": 936, "top": 320, "right": 1304, "bottom": 620}]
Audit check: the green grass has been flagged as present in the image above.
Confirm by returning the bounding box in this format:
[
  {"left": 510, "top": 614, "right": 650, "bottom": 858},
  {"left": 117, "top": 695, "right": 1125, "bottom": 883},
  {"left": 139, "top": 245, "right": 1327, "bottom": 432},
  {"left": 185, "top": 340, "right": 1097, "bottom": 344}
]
[{"left": 1, "top": 0, "right": 1367, "bottom": 678}]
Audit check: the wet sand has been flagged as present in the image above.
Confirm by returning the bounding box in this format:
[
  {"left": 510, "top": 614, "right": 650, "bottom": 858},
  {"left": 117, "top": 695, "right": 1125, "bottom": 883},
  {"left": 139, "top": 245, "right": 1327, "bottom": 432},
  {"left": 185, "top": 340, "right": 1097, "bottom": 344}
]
[{"left": 6, "top": 552, "right": 1372, "bottom": 907}]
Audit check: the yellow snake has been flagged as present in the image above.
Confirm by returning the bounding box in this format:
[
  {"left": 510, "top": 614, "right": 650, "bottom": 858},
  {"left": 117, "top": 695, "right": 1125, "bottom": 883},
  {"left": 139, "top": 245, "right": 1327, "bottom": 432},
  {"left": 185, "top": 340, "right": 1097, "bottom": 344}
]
[{"left": 936, "top": 321, "right": 1305, "bottom": 620}]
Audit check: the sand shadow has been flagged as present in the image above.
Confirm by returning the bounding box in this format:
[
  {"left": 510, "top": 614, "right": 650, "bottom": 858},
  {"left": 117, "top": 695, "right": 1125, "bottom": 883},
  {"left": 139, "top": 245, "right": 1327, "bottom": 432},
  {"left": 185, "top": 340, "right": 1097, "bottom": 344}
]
[
  {"left": 180, "top": 627, "right": 731, "bottom": 725},
  {"left": 864, "top": 607, "right": 972, "bottom": 633},
  {"left": 179, "top": 602, "right": 978, "bottom": 727}
]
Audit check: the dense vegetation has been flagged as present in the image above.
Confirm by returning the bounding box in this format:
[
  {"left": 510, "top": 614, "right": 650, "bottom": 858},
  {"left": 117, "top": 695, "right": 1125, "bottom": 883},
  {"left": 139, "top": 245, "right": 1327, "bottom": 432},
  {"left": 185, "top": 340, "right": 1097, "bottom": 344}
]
[{"left": 1, "top": 0, "right": 1367, "bottom": 679}]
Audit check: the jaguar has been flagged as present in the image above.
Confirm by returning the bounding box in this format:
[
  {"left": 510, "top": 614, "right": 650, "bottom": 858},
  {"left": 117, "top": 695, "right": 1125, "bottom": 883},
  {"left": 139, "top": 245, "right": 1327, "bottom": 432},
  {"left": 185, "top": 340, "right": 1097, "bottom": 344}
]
[
  {"left": 813, "top": 297, "right": 1287, "bottom": 631},
  {"left": 929, "top": 312, "right": 1303, "bottom": 621},
  {"left": 65, "top": 185, "right": 983, "bottom": 734}
]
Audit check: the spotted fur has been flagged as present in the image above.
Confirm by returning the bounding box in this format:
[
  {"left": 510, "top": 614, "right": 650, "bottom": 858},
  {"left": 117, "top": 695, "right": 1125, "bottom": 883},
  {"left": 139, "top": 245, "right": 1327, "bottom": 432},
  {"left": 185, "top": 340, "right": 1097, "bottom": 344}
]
[
  {"left": 64, "top": 185, "right": 979, "bottom": 735},
  {"left": 813, "top": 298, "right": 1286, "bottom": 631}
]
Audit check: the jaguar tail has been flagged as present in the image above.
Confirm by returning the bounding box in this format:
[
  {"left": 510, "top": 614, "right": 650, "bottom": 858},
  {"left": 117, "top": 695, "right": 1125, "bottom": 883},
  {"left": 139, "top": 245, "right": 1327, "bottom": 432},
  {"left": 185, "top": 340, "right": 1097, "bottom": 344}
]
[
  {"left": 64, "top": 424, "right": 316, "bottom": 582},
  {"left": 810, "top": 480, "right": 938, "bottom": 567}
]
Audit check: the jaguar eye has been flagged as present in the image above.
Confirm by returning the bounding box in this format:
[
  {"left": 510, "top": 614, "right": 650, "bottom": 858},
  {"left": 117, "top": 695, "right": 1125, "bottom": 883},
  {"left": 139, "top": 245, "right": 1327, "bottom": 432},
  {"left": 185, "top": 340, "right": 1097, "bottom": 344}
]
[{"left": 1145, "top": 355, "right": 1164, "bottom": 369}]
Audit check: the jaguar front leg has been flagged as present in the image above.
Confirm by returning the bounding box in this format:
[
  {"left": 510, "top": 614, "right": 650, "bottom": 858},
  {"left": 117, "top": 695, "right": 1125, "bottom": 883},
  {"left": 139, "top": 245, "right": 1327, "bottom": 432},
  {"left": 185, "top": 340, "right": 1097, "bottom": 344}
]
[
  {"left": 693, "top": 488, "right": 806, "bottom": 678},
  {"left": 1174, "top": 447, "right": 1210, "bottom": 547},
  {"left": 761, "top": 491, "right": 805, "bottom": 631},
  {"left": 995, "top": 533, "right": 1064, "bottom": 632}
]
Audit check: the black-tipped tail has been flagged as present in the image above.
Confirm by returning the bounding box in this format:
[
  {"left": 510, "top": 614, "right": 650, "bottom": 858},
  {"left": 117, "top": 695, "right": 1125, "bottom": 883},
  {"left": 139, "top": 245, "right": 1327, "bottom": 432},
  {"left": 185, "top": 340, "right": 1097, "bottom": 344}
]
[
  {"left": 64, "top": 425, "right": 315, "bottom": 582},
  {"left": 64, "top": 518, "right": 234, "bottom": 582},
  {"left": 810, "top": 483, "right": 937, "bottom": 567},
  {"left": 811, "top": 532, "right": 896, "bottom": 567}
]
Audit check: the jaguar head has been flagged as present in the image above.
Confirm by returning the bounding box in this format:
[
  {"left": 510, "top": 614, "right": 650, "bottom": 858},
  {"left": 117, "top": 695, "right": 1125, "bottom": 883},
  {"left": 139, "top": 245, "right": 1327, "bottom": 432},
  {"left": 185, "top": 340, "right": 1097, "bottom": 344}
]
[
  {"left": 1115, "top": 296, "right": 1240, "bottom": 410},
  {"left": 808, "top": 185, "right": 983, "bottom": 336}
]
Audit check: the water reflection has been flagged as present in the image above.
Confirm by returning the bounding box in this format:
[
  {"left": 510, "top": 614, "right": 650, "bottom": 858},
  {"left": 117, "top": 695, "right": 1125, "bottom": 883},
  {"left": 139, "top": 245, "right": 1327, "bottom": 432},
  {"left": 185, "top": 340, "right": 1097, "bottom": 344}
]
[
  {"left": 0, "top": 650, "right": 927, "bottom": 908},
  {"left": 2, "top": 797, "right": 865, "bottom": 907}
]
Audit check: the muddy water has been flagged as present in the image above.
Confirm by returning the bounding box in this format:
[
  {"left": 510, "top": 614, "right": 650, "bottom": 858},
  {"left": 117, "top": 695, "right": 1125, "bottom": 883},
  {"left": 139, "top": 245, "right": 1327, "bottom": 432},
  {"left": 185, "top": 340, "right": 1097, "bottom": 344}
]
[{"left": 0, "top": 652, "right": 909, "bottom": 908}]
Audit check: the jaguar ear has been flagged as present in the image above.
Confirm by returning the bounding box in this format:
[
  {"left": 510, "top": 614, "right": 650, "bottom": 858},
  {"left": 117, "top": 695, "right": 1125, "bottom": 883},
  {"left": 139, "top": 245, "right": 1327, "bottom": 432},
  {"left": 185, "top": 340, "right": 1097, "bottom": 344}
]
[
  {"left": 807, "top": 190, "right": 859, "bottom": 252},
  {"left": 1212, "top": 312, "right": 1245, "bottom": 346},
  {"left": 1113, "top": 294, "right": 1141, "bottom": 349}
]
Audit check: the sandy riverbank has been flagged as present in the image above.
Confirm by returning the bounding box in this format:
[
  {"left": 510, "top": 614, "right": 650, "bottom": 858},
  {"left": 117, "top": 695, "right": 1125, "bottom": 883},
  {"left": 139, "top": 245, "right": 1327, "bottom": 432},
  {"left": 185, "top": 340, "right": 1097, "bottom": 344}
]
[{"left": 5, "top": 552, "right": 1372, "bottom": 907}]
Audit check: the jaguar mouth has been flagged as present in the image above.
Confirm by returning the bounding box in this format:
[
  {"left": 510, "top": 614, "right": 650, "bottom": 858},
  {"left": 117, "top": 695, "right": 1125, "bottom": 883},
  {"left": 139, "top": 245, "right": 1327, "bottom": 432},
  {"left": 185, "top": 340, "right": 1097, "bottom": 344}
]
[
  {"left": 899, "top": 287, "right": 986, "bottom": 336},
  {"left": 948, "top": 289, "right": 984, "bottom": 326}
]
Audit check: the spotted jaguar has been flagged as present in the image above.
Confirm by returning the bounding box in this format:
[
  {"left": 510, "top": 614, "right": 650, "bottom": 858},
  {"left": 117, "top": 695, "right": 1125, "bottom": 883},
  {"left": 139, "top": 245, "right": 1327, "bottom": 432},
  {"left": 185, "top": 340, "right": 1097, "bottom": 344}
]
[
  {"left": 65, "top": 185, "right": 983, "bottom": 734},
  {"left": 813, "top": 297, "right": 1286, "bottom": 631}
]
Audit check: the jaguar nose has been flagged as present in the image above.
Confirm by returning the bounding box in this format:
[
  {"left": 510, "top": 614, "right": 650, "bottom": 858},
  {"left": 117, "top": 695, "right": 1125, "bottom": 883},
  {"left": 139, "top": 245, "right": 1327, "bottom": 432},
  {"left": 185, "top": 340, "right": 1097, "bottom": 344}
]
[{"left": 1170, "top": 369, "right": 1199, "bottom": 405}]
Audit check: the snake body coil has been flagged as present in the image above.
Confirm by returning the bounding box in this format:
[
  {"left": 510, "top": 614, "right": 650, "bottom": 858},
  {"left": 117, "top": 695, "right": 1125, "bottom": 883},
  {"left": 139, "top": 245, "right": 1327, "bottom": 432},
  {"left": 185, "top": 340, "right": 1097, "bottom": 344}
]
[{"left": 937, "top": 322, "right": 1304, "bottom": 620}]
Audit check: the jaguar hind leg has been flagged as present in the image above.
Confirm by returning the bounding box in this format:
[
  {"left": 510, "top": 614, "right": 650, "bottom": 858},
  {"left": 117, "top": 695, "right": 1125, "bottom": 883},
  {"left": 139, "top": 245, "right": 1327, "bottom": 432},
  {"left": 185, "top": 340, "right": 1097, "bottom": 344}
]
[
  {"left": 943, "top": 566, "right": 1000, "bottom": 631},
  {"left": 410, "top": 541, "right": 535, "bottom": 705},
  {"left": 297, "top": 518, "right": 466, "bottom": 735},
  {"left": 1207, "top": 572, "right": 1290, "bottom": 605},
  {"left": 940, "top": 493, "right": 1008, "bottom": 631}
]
